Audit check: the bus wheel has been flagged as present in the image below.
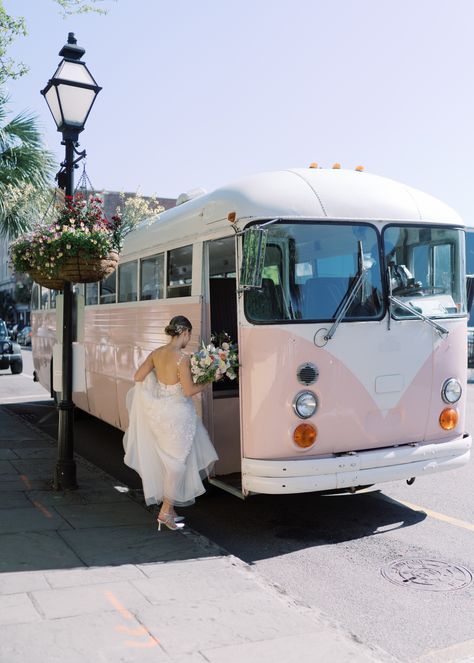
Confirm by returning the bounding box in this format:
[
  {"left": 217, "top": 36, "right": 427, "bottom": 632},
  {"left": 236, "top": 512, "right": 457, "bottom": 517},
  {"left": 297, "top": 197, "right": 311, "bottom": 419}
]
[{"left": 11, "top": 359, "right": 23, "bottom": 375}]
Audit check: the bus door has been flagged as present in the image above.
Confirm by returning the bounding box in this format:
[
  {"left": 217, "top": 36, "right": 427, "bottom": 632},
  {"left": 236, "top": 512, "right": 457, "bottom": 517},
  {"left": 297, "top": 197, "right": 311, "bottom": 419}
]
[{"left": 204, "top": 236, "right": 243, "bottom": 497}]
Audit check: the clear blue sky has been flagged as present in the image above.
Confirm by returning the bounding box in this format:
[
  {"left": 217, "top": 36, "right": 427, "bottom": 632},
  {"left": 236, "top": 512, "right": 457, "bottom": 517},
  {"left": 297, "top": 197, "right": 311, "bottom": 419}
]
[{"left": 4, "top": 0, "right": 474, "bottom": 222}]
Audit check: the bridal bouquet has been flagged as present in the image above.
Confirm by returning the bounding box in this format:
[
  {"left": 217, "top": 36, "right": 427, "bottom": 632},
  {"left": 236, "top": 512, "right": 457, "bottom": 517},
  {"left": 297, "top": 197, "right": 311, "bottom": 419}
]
[{"left": 190, "top": 334, "right": 239, "bottom": 384}]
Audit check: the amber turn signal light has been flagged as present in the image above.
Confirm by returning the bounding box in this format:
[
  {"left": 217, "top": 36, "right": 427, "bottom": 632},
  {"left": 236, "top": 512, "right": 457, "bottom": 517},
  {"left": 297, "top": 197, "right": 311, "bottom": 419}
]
[
  {"left": 293, "top": 423, "right": 317, "bottom": 448},
  {"left": 439, "top": 408, "right": 458, "bottom": 430}
]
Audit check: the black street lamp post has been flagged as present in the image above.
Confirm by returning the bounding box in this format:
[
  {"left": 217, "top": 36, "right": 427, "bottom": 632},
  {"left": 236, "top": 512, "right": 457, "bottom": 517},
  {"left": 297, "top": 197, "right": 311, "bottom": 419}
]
[{"left": 41, "top": 33, "right": 101, "bottom": 490}]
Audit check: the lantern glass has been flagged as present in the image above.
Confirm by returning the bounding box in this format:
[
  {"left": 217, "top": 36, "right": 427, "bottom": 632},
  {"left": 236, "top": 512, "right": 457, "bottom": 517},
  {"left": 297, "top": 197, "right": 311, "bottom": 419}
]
[
  {"left": 44, "top": 86, "right": 62, "bottom": 128},
  {"left": 55, "top": 60, "right": 97, "bottom": 86},
  {"left": 57, "top": 84, "right": 97, "bottom": 127}
]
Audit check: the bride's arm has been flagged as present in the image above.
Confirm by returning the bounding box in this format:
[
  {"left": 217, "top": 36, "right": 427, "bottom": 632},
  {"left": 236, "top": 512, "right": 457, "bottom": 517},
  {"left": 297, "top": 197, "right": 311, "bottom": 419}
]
[
  {"left": 179, "top": 356, "right": 210, "bottom": 397},
  {"left": 134, "top": 352, "right": 155, "bottom": 382}
]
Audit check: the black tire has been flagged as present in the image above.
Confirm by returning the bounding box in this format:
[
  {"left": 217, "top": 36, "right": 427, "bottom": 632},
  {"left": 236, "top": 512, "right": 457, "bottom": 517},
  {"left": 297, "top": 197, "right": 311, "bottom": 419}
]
[{"left": 11, "top": 360, "right": 23, "bottom": 375}]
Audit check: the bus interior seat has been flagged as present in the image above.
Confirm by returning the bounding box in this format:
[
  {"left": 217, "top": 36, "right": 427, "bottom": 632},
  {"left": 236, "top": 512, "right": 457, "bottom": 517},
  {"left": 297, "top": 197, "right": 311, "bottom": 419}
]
[{"left": 301, "top": 277, "right": 349, "bottom": 319}]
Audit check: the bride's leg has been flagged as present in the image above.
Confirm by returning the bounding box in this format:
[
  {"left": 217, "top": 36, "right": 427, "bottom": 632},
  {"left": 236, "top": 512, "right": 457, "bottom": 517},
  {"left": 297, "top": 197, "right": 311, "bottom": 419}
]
[
  {"left": 159, "top": 498, "right": 173, "bottom": 517},
  {"left": 157, "top": 498, "right": 183, "bottom": 531}
]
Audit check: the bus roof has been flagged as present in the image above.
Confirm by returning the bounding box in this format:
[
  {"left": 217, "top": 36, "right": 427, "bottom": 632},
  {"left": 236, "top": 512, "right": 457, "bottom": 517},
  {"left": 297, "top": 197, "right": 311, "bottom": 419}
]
[{"left": 123, "top": 168, "right": 463, "bottom": 256}]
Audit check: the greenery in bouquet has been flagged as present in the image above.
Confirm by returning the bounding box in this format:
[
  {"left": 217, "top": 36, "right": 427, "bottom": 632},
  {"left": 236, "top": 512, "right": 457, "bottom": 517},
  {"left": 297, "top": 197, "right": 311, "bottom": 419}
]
[{"left": 190, "top": 333, "right": 239, "bottom": 385}]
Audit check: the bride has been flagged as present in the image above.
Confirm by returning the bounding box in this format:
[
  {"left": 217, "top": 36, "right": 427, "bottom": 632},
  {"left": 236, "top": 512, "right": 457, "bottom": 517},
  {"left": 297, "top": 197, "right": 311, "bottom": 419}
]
[{"left": 123, "top": 315, "right": 218, "bottom": 531}]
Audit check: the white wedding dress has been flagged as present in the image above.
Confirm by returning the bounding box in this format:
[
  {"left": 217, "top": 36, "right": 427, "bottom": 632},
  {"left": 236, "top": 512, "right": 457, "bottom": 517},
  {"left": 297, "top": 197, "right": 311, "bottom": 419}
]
[{"left": 123, "top": 371, "right": 218, "bottom": 507}]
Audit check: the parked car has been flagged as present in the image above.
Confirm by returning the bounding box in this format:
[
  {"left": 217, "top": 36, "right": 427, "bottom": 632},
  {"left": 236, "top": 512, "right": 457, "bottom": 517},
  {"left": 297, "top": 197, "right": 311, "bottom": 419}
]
[
  {"left": 17, "top": 326, "right": 32, "bottom": 347},
  {"left": 0, "top": 319, "right": 22, "bottom": 374}
]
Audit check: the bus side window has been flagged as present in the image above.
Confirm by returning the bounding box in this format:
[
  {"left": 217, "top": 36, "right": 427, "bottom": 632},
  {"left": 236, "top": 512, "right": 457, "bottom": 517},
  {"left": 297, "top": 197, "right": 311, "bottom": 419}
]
[
  {"left": 118, "top": 261, "right": 138, "bottom": 303},
  {"left": 167, "top": 245, "right": 192, "bottom": 298},
  {"left": 31, "top": 283, "right": 40, "bottom": 310},
  {"left": 100, "top": 271, "right": 117, "bottom": 305},
  {"left": 50, "top": 290, "right": 58, "bottom": 309},
  {"left": 140, "top": 253, "right": 164, "bottom": 300},
  {"left": 41, "top": 288, "right": 50, "bottom": 309},
  {"left": 85, "top": 283, "right": 99, "bottom": 305}
]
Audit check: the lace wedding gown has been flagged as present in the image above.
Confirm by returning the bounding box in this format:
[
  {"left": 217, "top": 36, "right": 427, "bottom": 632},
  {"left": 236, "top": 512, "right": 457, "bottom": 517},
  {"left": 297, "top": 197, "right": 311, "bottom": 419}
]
[{"left": 123, "top": 372, "right": 218, "bottom": 507}]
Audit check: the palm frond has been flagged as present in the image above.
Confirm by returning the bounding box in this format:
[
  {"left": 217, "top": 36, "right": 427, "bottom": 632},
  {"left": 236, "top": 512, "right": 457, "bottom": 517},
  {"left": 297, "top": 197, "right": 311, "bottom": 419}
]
[{"left": 0, "top": 98, "right": 56, "bottom": 238}]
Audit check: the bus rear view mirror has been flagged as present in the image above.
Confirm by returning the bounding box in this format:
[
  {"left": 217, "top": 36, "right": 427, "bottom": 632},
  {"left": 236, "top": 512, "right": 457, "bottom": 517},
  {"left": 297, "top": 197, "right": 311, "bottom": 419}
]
[
  {"left": 240, "top": 228, "right": 268, "bottom": 288},
  {"left": 466, "top": 275, "right": 474, "bottom": 311}
]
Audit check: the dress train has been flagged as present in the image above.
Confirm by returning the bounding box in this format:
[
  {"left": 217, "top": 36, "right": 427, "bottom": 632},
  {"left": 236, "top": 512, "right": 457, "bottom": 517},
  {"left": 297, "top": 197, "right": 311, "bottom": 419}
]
[{"left": 123, "top": 372, "right": 217, "bottom": 507}]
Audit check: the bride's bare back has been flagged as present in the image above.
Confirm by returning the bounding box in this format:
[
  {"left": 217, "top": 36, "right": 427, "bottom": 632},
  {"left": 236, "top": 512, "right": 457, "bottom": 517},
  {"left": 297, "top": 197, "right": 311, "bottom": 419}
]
[{"left": 152, "top": 346, "right": 184, "bottom": 386}]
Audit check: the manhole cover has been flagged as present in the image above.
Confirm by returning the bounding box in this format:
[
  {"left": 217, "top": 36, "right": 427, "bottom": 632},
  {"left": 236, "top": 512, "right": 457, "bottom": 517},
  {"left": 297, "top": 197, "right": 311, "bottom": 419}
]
[{"left": 381, "top": 558, "right": 472, "bottom": 591}]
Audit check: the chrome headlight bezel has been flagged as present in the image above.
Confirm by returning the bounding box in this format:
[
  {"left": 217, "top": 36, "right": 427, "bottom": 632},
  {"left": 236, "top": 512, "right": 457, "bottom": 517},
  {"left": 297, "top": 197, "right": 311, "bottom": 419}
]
[
  {"left": 293, "top": 390, "right": 318, "bottom": 419},
  {"left": 441, "top": 378, "right": 462, "bottom": 404}
]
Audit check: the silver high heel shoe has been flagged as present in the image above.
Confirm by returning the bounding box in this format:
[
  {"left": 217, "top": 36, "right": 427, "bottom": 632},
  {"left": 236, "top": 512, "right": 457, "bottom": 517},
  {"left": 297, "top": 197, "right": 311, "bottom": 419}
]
[{"left": 157, "top": 512, "right": 184, "bottom": 531}]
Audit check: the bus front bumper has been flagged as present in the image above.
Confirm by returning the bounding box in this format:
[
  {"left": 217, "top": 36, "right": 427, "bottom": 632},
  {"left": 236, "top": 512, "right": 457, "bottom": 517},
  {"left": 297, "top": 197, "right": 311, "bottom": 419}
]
[{"left": 241, "top": 434, "right": 471, "bottom": 495}]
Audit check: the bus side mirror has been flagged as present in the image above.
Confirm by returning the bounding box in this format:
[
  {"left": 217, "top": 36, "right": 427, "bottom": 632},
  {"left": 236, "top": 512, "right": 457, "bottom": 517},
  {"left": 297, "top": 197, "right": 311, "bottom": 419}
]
[
  {"left": 467, "top": 275, "right": 474, "bottom": 312},
  {"left": 240, "top": 228, "right": 268, "bottom": 288}
]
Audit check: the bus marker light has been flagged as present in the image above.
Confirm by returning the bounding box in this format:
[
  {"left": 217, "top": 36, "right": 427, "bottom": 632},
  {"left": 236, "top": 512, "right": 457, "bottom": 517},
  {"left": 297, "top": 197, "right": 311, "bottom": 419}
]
[
  {"left": 355, "top": 165, "right": 364, "bottom": 172},
  {"left": 227, "top": 212, "right": 236, "bottom": 223},
  {"left": 293, "top": 423, "right": 317, "bottom": 448},
  {"left": 439, "top": 408, "right": 458, "bottom": 430},
  {"left": 309, "top": 162, "right": 318, "bottom": 168},
  {"left": 332, "top": 163, "right": 341, "bottom": 169}
]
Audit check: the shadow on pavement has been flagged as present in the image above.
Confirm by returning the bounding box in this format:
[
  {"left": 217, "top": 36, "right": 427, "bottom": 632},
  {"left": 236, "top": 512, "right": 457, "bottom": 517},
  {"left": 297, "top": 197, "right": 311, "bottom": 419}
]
[
  {"left": 0, "top": 402, "right": 222, "bottom": 574},
  {"left": 3, "top": 400, "right": 427, "bottom": 568}
]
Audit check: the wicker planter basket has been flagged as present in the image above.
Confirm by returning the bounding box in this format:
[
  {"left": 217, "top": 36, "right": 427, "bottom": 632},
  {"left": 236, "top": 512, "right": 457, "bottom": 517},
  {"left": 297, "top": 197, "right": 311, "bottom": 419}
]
[{"left": 28, "top": 251, "right": 119, "bottom": 290}]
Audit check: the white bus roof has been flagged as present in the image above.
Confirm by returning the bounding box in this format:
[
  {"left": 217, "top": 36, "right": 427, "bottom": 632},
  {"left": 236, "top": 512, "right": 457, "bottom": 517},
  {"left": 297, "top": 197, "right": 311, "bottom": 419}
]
[{"left": 123, "top": 168, "right": 463, "bottom": 256}]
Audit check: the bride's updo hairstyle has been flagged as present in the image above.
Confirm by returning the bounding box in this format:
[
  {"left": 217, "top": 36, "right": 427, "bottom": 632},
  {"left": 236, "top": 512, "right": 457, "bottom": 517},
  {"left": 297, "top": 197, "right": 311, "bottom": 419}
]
[{"left": 164, "top": 315, "right": 192, "bottom": 337}]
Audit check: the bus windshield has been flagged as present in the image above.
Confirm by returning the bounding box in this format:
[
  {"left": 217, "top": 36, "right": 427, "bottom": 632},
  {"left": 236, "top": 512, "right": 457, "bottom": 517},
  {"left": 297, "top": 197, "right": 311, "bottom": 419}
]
[
  {"left": 244, "top": 222, "right": 384, "bottom": 323},
  {"left": 384, "top": 225, "right": 466, "bottom": 319}
]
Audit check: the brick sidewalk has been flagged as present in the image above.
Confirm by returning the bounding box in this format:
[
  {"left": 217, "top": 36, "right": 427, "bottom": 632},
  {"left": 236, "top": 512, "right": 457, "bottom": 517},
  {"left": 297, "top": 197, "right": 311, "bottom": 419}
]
[{"left": 0, "top": 405, "right": 388, "bottom": 663}]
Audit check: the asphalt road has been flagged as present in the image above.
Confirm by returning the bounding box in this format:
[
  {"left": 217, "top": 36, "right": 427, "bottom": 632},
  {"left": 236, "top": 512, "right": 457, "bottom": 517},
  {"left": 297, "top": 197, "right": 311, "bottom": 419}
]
[{"left": 2, "top": 350, "right": 474, "bottom": 662}]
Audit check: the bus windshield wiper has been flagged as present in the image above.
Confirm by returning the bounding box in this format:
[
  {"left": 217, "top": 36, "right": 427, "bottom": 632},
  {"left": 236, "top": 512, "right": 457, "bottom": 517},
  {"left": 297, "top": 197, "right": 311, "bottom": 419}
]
[
  {"left": 386, "top": 265, "right": 449, "bottom": 337},
  {"left": 324, "top": 241, "right": 367, "bottom": 342},
  {"left": 388, "top": 293, "right": 449, "bottom": 337}
]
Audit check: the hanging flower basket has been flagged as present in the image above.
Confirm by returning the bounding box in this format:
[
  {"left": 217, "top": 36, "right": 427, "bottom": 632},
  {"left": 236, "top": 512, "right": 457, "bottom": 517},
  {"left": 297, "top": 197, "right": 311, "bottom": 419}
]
[
  {"left": 27, "top": 251, "right": 119, "bottom": 290},
  {"left": 10, "top": 195, "right": 124, "bottom": 290}
]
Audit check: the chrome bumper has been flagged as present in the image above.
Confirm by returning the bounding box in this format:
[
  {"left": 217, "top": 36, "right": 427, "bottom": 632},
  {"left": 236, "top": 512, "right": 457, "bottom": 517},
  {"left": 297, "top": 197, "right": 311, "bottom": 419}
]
[{"left": 242, "top": 435, "right": 471, "bottom": 495}]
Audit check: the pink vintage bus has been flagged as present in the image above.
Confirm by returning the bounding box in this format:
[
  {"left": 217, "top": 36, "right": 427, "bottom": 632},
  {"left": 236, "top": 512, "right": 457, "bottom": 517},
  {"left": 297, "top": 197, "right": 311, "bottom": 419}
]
[{"left": 31, "top": 167, "right": 472, "bottom": 497}]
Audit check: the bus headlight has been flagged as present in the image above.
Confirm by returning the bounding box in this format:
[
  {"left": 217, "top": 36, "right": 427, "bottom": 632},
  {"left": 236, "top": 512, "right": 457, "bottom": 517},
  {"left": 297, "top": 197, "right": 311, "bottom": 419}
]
[
  {"left": 293, "top": 391, "right": 318, "bottom": 419},
  {"left": 441, "top": 378, "right": 462, "bottom": 404}
]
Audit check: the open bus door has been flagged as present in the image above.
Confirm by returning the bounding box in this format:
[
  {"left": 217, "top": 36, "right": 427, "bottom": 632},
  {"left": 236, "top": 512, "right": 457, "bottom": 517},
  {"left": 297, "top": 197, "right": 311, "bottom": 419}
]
[{"left": 203, "top": 237, "right": 243, "bottom": 498}]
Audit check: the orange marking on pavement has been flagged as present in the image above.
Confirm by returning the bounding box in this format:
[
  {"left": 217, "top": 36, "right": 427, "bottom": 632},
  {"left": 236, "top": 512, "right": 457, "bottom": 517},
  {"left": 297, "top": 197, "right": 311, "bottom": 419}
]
[
  {"left": 105, "top": 591, "right": 159, "bottom": 648},
  {"left": 20, "top": 474, "right": 32, "bottom": 489},
  {"left": 115, "top": 625, "right": 148, "bottom": 636},
  {"left": 32, "top": 500, "right": 53, "bottom": 519},
  {"left": 104, "top": 591, "right": 134, "bottom": 620},
  {"left": 124, "top": 638, "right": 158, "bottom": 648}
]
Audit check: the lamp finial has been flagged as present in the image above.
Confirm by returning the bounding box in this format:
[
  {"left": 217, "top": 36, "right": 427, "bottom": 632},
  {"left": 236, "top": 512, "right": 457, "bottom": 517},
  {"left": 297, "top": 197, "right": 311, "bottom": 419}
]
[{"left": 59, "top": 33, "right": 85, "bottom": 60}]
